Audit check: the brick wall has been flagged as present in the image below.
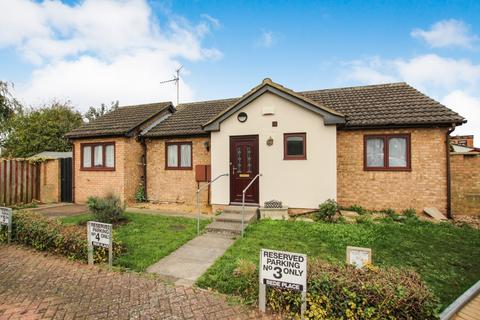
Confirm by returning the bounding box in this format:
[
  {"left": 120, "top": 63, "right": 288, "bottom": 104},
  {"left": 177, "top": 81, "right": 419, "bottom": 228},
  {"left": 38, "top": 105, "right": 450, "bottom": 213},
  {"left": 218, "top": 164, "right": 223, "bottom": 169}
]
[
  {"left": 451, "top": 153, "right": 480, "bottom": 216},
  {"left": 73, "top": 137, "right": 142, "bottom": 204},
  {"left": 39, "top": 159, "right": 60, "bottom": 203},
  {"left": 337, "top": 127, "right": 449, "bottom": 214},
  {"left": 145, "top": 136, "right": 211, "bottom": 213}
]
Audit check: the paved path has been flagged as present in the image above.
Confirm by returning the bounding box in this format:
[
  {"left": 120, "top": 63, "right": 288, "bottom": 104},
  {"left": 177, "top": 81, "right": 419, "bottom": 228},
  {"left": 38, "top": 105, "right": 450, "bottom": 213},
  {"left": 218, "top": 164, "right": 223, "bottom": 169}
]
[
  {"left": 147, "top": 234, "right": 235, "bottom": 286},
  {"left": 30, "top": 204, "right": 87, "bottom": 218},
  {"left": 0, "top": 245, "right": 266, "bottom": 320}
]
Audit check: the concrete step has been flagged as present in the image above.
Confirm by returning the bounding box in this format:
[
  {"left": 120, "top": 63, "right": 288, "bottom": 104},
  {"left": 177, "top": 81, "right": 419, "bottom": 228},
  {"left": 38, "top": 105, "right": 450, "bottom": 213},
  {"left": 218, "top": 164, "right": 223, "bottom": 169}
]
[
  {"left": 222, "top": 205, "right": 259, "bottom": 214},
  {"left": 206, "top": 221, "right": 248, "bottom": 236},
  {"left": 215, "top": 212, "right": 257, "bottom": 223}
]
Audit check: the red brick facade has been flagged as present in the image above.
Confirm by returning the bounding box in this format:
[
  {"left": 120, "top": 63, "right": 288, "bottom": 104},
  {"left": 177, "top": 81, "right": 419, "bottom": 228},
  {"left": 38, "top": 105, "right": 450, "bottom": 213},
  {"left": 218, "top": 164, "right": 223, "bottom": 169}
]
[{"left": 451, "top": 153, "right": 480, "bottom": 216}]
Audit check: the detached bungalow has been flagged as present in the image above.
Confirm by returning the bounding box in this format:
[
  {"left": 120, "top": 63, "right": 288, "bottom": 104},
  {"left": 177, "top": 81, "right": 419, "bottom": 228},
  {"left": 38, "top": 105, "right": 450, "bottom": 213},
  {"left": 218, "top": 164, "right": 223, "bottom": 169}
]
[{"left": 66, "top": 79, "right": 465, "bottom": 216}]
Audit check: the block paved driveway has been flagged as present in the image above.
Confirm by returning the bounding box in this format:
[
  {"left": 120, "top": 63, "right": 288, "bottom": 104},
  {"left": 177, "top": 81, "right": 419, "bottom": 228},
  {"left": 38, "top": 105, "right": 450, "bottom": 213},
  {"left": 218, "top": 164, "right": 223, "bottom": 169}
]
[{"left": 0, "top": 246, "right": 268, "bottom": 320}]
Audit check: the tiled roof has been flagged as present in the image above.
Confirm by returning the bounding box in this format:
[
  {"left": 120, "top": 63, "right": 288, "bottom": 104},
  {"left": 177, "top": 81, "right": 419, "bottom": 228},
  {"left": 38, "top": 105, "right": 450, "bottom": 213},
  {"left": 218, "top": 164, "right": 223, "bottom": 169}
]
[
  {"left": 65, "top": 102, "right": 173, "bottom": 139},
  {"left": 301, "top": 82, "right": 465, "bottom": 128},
  {"left": 143, "top": 98, "right": 238, "bottom": 137},
  {"left": 145, "top": 82, "right": 464, "bottom": 137}
]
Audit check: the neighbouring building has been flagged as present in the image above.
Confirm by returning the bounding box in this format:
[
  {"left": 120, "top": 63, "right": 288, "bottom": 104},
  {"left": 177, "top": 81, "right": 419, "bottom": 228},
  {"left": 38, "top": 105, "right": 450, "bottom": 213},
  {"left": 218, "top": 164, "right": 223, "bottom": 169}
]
[{"left": 66, "top": 79, "right": 467, "bottom": 216}]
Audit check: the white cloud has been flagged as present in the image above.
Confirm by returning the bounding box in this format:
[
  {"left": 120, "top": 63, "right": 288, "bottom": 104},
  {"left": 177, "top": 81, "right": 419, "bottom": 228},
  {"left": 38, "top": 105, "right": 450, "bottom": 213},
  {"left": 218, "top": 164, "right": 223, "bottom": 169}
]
[
  {"left": 411, "top": 19, "right": 478, "bottom": 49},
  {"left": 442, "top": 91, "right": 480, "bottom": 144},
  {"left": 341, "top": 54, "right": 480, "bottom": 146},
  {"left": 0, "top": 0, "right": 221, "bottom": 110},
  {"left": 256, "top": 30, "right": 278, "bottom": 48}
]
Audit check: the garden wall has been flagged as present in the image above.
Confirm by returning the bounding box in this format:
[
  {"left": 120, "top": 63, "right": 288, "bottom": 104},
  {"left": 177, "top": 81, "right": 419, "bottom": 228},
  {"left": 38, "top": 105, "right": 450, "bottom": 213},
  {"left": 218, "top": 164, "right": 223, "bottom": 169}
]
[{"left": 451, "top": 152, "right": 480, "bottom": 216}]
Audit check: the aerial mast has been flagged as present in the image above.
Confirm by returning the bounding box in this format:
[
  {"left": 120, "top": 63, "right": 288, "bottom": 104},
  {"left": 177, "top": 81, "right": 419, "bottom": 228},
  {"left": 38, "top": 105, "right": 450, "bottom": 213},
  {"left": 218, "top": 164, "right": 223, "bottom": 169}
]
[{"left": 160, "top": 65, "right": 183, "bottom": 105}]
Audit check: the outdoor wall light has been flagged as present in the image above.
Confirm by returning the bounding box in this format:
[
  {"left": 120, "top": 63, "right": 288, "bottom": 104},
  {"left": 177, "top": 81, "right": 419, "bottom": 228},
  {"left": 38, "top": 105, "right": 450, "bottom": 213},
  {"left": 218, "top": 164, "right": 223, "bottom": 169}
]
[
  {"left": 204, "top": 140, "right": 210, "bottom": 151},
  {"left": 266, "top": 136, "right": 274, "bottom": 146}
]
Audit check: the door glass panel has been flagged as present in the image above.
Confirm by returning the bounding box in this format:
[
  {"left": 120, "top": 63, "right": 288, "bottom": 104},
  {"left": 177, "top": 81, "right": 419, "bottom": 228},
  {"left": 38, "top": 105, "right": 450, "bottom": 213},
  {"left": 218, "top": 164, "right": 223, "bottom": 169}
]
[
  {"left": 236, "top": 146, "right": 242, "bottom": 173},
  {"left": 246, "top": 146, "right": 252, "bottom": 172}
]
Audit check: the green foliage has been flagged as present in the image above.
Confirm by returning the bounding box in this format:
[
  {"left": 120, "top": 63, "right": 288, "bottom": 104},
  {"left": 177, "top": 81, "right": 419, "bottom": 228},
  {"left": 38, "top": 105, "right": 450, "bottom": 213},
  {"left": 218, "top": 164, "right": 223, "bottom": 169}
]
[
  {"left": 381, "top": 208, "right": 399, "bottom": 219},
  {"left": 402, "top": 208, "right": 417, "bottom": 218},
  {"left": 316, "top": 199, "right": 338, "bottom": 222},
  {"left": 134, "top": 184, "right": 146, "bottom": 203},
  {"left": 0, "top": 211, "right": 123, "bottom": 263},
  {"left": 344, "top": 204, "right": 369, "bottom": 215},
  {"left": 61, "top": 212, "right": 211, "bottom": 271},
  {"left": 197, "top": 219, "right": 480, "bottom": 310},
  {"left": 266, "top": 260, "right": 439, "bottom": 319},
  {"left": 0, "top": 81, "right": 22, "bottom": 151},
  {"left": 84, "top": 100, "right": 119, "bottom": 122},
  {"left": 87, "top": 194, "right": 125, "bottom": 223},
  {"left": 2, "top": 101, "right": 83, "bottom": 157}
]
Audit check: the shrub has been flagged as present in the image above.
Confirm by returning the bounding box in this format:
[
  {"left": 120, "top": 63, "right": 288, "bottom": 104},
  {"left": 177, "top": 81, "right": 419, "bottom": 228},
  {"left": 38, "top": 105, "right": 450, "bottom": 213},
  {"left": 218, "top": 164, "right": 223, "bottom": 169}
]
[
  {"left": 87, "top": 194, "right": 125, "bottom": 223},
  {"left": 135, "top": 183, "right": 146, "bottom": 203},
  {"left": 345, "top": 204, "right": 369, "bottom": 215},
  {"left": 266, "top": 260, "right": 439, "bottom": 319},
  {"left": 402, "top": 208, "right": 417, "bottom": 218},
  {"left": 316, "top": 199, "right": 338, "bottom": 222},
  {"left": 3, "top": 211, "right": 123, "bottom": 263}
]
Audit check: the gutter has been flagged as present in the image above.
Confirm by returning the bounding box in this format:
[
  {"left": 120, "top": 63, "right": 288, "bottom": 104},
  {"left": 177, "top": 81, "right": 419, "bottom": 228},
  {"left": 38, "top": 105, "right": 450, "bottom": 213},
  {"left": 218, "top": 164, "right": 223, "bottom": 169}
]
[{"left": 446, "top": 125, "right": 456, "bottom": 219}]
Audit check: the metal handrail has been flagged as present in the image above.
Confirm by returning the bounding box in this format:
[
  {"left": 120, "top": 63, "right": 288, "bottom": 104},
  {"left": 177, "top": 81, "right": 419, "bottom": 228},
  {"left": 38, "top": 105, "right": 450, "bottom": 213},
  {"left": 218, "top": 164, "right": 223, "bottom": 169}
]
[
  {"left": 196, "top": 173, "right": 229, "bottom": 235},
  {"left": 241, "top": 173, "right": 262, "bottom": 237}
]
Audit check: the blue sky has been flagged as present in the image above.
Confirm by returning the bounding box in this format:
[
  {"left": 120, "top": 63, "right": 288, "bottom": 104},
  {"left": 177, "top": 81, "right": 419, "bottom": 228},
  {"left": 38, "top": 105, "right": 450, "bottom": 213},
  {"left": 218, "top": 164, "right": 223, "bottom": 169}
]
[{"left": 0, "top": 0, "right": 479, "bottom": 144}]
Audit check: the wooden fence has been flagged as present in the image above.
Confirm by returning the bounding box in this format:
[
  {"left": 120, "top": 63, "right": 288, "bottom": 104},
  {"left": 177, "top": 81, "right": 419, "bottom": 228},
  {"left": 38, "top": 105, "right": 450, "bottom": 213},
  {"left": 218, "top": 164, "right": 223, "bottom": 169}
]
[{"left": 0, "top": 159, "right": 40, "bottom": 206}]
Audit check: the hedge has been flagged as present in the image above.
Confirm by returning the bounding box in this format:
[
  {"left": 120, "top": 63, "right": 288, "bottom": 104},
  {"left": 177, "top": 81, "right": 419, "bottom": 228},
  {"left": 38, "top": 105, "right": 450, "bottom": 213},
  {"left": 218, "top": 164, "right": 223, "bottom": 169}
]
[
  {"left": 234, "top": 259, "right": 439, "bottom": 319},
  {"left": 0, "top": 211, "right": 123, "bottom": 263}
]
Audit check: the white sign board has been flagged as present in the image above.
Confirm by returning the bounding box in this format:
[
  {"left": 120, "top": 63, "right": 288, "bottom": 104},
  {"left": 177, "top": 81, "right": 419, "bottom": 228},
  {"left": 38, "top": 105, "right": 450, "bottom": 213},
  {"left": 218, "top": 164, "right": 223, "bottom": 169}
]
[
  {"left": 87, "top": 221, "right": 112, "bottom": 248},
  {"left": 0, "top": 207, "right": 11, "bottom": 226},
  {"left": 346, "top": 246, "right": 372, "bottom": 268},
  {"left": 260, "top": 249, "right": 307, "bottom": 291}
]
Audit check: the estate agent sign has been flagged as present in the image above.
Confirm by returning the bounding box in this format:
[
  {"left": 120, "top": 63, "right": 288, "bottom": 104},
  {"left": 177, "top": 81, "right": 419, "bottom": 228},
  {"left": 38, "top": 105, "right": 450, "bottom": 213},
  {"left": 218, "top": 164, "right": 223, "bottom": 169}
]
[
  {"left": 0, "top": 207, "right": 12, "bottom": 244},
  {"left": 346, "top": 246, "right": 372, "bottom": 268},
  {"left": 259, "top": 248, "right": 307, "bottom": 318},
  {"left": 87, "top": 221, "right": 113, "bottom": 267}
]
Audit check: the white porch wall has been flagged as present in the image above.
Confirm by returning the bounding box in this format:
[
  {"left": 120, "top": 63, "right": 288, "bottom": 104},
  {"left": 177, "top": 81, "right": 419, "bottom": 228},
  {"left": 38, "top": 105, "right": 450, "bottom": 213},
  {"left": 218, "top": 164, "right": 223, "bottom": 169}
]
[{"left": 210, "top": 92, "right": 337, "bottom": 209}]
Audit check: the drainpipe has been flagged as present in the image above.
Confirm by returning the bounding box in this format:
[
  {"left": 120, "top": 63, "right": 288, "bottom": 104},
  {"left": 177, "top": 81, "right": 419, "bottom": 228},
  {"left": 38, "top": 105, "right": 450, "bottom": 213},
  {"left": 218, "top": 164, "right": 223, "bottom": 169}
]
[
  {"left": 140, "top": 138, "right": 148, "bottom": 200},
  {"left": 446, "top": 124, "right": 456, "bottom": 219}
]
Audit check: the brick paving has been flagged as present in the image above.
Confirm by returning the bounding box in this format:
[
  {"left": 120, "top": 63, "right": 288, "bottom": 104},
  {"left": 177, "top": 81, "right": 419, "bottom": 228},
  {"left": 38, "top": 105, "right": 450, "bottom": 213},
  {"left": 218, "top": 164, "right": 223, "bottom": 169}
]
[{"left": 0, "top": 246, "right": 267, "bottom": 320}]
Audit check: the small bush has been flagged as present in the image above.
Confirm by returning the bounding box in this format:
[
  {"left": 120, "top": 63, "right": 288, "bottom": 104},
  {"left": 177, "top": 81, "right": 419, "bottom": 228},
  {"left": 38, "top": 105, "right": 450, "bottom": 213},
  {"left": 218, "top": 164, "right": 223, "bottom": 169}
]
[
  {"left": 4, "top": 211, "right": 123, "bottom": 263},
  {"left": 402, "top": 208, "right": 417, "bottom": 218},
  {"left": 135, "top": 183, "right": 146, "bottom": 203},
  {"left": 355, "top": 214, "right": 373, "bottom": 224},
  {"left": 345, "top": 204, "right": 369, "bottom": 215},
  {"left": 316, "top": 199, "right": 338, "bottom": 222},
  {"left": 87, "top": 194, "right": 125, "bottom": 223},
  {"left": 267, "top": 260, "right": 439, "bottom": 319}
]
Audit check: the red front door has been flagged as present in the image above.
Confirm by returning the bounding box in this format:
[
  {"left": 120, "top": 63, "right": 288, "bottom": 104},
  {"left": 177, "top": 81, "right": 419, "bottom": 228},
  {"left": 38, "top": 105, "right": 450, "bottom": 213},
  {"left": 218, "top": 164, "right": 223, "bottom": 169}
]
[{"left": 230, "top": 135, "right": 259, "bottom": 204}]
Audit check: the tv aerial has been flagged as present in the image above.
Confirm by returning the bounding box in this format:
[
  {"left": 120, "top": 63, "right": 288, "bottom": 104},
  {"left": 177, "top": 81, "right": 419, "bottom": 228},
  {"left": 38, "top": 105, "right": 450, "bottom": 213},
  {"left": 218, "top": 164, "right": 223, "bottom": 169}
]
[{"left": 160, "top": 65, "right": 183, "bottom": 105}]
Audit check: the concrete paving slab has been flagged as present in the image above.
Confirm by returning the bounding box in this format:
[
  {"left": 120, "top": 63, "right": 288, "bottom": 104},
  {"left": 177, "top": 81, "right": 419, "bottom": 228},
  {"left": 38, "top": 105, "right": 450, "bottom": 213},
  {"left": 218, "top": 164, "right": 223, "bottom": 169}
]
[{"left": 147, "top": 233, "right": 235, "bottom": 286}]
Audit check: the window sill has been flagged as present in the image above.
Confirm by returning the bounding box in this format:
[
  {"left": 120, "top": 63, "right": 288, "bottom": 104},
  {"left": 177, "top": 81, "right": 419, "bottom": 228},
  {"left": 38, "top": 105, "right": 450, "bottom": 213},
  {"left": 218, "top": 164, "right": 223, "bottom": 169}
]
[
  {"left": 364, "top": 167, "right": 411, "bottom": 172},
  {"left": 81, "top": 167, "right": 115, "bottom": 171},
  {"left": 165, "top": 167, "right": 193, "bottom": 170},
  {"left": 283, "top": 157, "right": 307, "bottom": 160}
]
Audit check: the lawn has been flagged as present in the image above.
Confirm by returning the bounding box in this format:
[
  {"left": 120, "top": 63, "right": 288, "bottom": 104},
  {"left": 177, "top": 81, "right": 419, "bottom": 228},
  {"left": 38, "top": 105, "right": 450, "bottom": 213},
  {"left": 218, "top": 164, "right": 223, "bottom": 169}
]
[
  {"left": 197, "top": 219, "right": 480, "bottom": 310},
  {"left": 61, "top": 212, "right": 210, "bottom": 271}
]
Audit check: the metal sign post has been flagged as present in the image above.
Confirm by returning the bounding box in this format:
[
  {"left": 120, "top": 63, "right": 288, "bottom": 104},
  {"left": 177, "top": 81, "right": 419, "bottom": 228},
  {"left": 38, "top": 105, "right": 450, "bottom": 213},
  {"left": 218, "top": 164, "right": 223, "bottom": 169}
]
[
  {"left": 0, "top": 207, "right": 12, "bottom": 244},
  {"left": 87, "top": 221, "right": 113, "bottom": 267},
  {"left": 259, "top": 248, "right": 307, "bottom": 319}
]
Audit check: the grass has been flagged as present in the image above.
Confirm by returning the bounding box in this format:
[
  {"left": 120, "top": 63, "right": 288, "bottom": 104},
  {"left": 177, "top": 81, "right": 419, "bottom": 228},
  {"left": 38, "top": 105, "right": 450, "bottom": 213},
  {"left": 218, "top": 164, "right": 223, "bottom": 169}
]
[
  {"left": 61, "top": 212, "right": 210, "bottom": 271},
  {"left": 197, "top": 218, "right": 480, "bottom": 310}
]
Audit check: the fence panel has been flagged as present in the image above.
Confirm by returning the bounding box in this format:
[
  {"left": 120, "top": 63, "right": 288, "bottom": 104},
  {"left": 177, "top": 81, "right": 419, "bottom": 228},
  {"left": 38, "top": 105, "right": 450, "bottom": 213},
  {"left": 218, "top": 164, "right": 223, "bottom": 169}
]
[{"left": 0, "top": 159, "right": 40, "bottom": 206}]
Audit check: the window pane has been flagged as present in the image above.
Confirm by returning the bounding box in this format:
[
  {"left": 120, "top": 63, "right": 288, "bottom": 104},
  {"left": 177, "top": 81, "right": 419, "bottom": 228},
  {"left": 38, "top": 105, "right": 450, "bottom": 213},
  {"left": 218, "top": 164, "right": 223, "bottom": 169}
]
[
  {"left": 366, "top": 138, "right": 384, "bottom": 167},
  {"left": 180, "top": 144, "right": 191, "bottom": 167},
  {"left": 286, "top": 136, "right": 304, "bottom": 156},
  {"left": 167, "top": 144, "right": 178, "bottom": 167},
  {"left": 105, "top": 145, "right": 114, "bottom": 168},
  {"left": 94, "top": 145, "right": 103, "bottom": 166},
  {"left": 389, "top": 137, "right": 407, "bottom": 167},
  {"left": 83, "top": 146, "right": 92, "bottom": 168}
]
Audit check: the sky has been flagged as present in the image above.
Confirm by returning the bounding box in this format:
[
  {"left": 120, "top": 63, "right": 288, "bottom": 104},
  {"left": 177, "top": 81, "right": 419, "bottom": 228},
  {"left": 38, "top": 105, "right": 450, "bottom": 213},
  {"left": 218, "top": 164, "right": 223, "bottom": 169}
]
[{"left": 0, "top": 0, "right": 479, "bottom": 146}]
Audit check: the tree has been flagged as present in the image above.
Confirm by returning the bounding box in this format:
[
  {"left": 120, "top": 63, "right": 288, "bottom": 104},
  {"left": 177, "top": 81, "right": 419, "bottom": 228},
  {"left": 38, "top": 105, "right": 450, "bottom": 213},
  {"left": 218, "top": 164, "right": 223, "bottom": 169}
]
[
  {"left": 0, "top": 81, "right": 22, "bottom": 146},
  {"left": 2, "top": 101, "right": 83, "bottom": 158},
  {"left": 84, "top": 100, "right": 119, "bottom": 122}
]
